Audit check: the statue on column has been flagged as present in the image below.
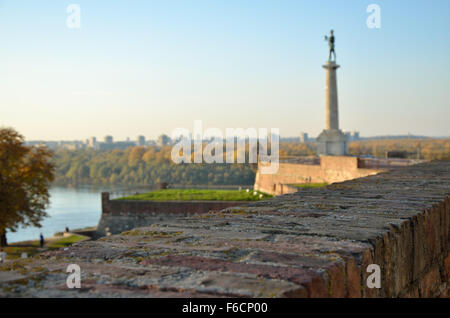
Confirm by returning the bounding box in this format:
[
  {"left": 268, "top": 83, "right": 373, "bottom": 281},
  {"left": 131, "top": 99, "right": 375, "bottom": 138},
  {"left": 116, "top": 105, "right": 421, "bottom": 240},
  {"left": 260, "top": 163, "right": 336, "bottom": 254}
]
[{"left": 324, "top": 29, "right": 336, "bottom": 62}]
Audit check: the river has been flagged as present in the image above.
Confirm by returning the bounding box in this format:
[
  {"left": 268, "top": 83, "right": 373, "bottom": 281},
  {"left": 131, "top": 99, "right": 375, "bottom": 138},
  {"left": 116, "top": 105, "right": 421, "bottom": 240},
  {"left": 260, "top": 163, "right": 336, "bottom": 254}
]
[
  {"left": 7, "top": 187, "right": 103, "bottom": 244},
  {"left": 6, "top": 184, "right": 249, "bottom": 244}
]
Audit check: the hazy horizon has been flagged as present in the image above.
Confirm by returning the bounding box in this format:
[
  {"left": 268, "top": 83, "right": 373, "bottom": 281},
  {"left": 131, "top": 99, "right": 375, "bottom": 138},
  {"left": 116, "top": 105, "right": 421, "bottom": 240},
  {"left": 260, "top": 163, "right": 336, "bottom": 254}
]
[
  {"left": 1, "top": 0, "right": 449, "bottom": 140},
  {"left": 22, "top": 133, "right": 450, "bottom": 143}
]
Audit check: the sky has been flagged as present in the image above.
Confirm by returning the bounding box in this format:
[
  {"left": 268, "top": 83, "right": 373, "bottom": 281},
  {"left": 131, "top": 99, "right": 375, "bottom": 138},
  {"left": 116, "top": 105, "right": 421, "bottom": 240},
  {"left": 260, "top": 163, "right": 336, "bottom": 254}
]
[{"left": 0, "top": 0, "right": 449, "bottom": 141}]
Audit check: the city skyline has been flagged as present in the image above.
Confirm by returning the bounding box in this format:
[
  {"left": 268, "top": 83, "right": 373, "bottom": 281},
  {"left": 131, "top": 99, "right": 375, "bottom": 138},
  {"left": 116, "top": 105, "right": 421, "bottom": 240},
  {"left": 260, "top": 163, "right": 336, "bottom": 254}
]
[{"left": 1, "top": 0, "right": 449, "bottom": 140}]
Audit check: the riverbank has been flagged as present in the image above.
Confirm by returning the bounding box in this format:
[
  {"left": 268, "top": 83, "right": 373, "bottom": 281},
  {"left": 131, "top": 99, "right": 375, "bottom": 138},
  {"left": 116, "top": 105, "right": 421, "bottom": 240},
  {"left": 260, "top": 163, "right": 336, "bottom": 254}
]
[
  {"left": 2, "top": 232, "right": 90, "bottom": 261},
  {"left": 6, "top": 187, "right": 102, "bottom": 244}
]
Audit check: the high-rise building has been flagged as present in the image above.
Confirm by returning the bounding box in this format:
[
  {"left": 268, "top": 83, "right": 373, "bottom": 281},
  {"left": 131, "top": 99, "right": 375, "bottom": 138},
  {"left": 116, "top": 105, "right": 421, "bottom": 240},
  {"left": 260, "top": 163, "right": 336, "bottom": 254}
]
[
  {"left": 89, "top": 136, "right": 97, "bottom": 148},
  {"left": 299, "top": 132, "right": 309, "bottom": 143},
  {"left": 137, "top": 135, "right": 146, "bottom": 146},
  {"left": 104, "top": 135, "right": 113, "bottom": 144},
  {"left": 344, "top": 132, "right": 351, "bottom": 140},
  {"left": 351, "top": 131, "right": 360, "bottom": 141},
  {"left": 157, "top": 134, "right": 171, "bottom": 146}
]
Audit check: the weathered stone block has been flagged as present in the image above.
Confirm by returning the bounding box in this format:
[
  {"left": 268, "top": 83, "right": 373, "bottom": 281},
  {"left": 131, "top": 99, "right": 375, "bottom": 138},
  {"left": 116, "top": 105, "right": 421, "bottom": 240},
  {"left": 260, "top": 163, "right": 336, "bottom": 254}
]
[
  {"left": 345, "top": 257, "right": 361, "bottom": 298},
  {"left": 419, "top": 265, "right": 441, "bottom": 297},
  {"left": 327, "top": 263, "right": 346, "bottom": 298}
]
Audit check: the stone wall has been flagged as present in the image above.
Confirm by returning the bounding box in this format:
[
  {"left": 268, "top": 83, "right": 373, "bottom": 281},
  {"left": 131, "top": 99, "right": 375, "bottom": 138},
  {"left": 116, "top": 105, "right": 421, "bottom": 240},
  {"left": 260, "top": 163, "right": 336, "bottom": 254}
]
[
  {"left": 95, "top": 192, "right": 245, "bottom": 237},
  {"left": 255, "top": 155, "right": 384, "bottom": 195},
  {"left": 1, "top": 161, "right": 448, "bottom": 297}
]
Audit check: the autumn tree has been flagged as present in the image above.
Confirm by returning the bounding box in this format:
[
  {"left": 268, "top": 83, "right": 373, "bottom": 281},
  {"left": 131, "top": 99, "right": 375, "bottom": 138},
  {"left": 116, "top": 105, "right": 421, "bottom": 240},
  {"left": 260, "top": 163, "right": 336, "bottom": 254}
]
[
  {"left": 128, "top": 146, "right": 147, "bottom": 166},
  {"left": 0, "top": 128, "right": 55, "bottom": 246}
]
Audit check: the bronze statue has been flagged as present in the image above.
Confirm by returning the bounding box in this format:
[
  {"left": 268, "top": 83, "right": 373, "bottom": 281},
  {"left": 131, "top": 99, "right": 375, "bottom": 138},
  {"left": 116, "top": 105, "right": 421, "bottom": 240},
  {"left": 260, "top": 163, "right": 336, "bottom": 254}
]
[{"left": 324, "top": 29, "right": 336, "bottom": 62}]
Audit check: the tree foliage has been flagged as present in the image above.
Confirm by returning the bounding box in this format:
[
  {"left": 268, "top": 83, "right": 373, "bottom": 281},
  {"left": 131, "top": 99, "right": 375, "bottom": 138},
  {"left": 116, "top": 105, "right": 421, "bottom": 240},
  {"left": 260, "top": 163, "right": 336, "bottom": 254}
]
[
  {"left": 348, "top": 139, "right": 450, "bottom": 160},
  {"left": 280, "top": 139, "right": 450, "bottom": 160},
  {"left": 52, "top": 138, "right": 450, "bottom": 188},
  {"left": 53, "top": 146, "right": 256, "bottom": 187},
  {"left": 0, "top": 128, "right": 55, "bottom": 246}
]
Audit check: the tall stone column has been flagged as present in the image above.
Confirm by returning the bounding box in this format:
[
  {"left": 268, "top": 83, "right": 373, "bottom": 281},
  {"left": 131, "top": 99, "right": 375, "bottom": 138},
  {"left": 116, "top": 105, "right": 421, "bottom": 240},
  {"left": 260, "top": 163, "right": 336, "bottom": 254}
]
[
  {"left": 323, "top": 61, "right": 340, "bottom": 130},
  {"left": 316, "top": 61, "right": 348, "bottom": 156}
]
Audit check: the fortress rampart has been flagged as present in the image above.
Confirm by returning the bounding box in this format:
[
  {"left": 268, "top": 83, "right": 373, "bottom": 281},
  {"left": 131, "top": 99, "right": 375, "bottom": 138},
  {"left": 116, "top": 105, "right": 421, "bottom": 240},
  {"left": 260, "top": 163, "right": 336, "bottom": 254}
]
[
  {"left": 1, "top": 161, "right": 448, "bottom": 297},
  {"left": 255, "top": 155, "right": 423, "bottom": 195},
  {"left": 95, "top": 192, "right": 244, "bottom": 237}
]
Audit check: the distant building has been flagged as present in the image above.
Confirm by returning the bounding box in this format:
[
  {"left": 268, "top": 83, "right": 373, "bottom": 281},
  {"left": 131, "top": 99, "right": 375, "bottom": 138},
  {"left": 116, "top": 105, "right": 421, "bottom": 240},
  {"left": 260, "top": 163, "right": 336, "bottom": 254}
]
[
  {"left": 56, "top": 140, "right": 86, "bottom": 150},
  {"left": 343, "top": 131, "right": 360, "bottom": 142},
  {"left": 137, "top": 135, "right": 146, "bottom": 146},
  {"left": 157, "top": 134, "right": 171, "bottom": 147},
  {"left": 98, "top": 141, "right": 133, "bottom": 150},
  {"left": 26, "top": 141, "right": 59, "bottom": 150},
  {"left": 89, "top": 137, "right": 97, "bottom": 148},
  {"left": 299, "top": 132, "right": 309, "bottom": 143},
  {"left": 104, "top": 135, "right": 113, "bottom": 144},
  {"left": 61, "top": 144, "right": 77, "bottom": 150},
  {"left": 114, "top": 141, "right": 136, "bottom": 150},
  {"left": 344, "top": 132, "right": 351, "bottom": 141}
]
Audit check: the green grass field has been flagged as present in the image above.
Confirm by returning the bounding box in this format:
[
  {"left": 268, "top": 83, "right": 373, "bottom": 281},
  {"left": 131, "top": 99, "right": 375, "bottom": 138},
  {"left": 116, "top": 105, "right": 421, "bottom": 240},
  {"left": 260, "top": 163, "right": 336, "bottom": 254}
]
[
  {"left": 293, "top": 183, "right": 328, "bottom": 189},
  {"left": 117, "top": 189, "right": 273, "bottom": 201},
  {"left": 47, "top": 235, "right": 86, "bottom": 249}
]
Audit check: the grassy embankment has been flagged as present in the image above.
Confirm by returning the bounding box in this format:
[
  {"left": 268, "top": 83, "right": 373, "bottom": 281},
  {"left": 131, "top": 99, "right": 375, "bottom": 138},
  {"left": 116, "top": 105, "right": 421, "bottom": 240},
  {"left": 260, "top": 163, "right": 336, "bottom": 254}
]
[
  {"left": 117, "top": 189, "right": 272, "bottom": 201},
  {"left": 3, "top": 234, "right": 87, "bottom": 260}
]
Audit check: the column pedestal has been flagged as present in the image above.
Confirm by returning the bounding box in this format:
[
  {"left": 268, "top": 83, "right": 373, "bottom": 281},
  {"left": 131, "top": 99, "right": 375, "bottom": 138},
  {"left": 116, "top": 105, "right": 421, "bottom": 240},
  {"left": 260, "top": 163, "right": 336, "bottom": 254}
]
[{"left": 317, "top": 129, "right": 348, "bottom": 156}]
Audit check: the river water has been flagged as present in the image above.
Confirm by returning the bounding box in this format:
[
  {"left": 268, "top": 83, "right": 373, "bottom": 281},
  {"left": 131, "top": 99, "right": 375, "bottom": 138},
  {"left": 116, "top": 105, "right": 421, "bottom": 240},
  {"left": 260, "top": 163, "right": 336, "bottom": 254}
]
[
  {"left": 6, "top": 184, "right": 249, "bottom": 244},
  {"left": 7, "top": 187, "right": 103, "bottom": 244}
]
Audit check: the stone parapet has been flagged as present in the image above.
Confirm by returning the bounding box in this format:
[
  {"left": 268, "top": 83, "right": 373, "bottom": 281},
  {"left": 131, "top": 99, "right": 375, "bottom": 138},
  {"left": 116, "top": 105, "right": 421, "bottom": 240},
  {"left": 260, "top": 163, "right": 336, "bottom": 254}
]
[
  {"left": 0, "top": 161, "right": 448, "bottom": 297},
  {"left": 254, "top": 156, "right": 384, "bottom": 195},
  {"left": 95, "top": 192, "right": 245, "bottom": 237}
]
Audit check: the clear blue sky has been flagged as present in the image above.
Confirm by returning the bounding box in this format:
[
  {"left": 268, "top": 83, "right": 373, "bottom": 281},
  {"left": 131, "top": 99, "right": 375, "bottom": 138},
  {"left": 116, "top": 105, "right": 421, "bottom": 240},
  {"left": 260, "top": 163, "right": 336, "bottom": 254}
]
[{"left": 0, "top": 0, "right": 449, "bottom": 140}]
